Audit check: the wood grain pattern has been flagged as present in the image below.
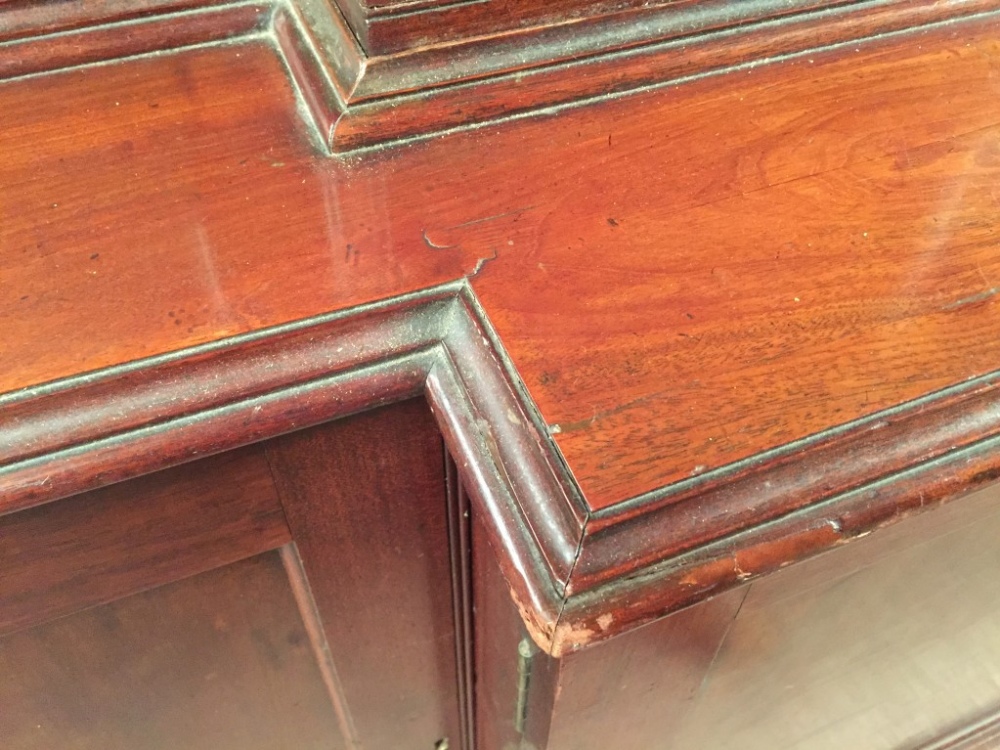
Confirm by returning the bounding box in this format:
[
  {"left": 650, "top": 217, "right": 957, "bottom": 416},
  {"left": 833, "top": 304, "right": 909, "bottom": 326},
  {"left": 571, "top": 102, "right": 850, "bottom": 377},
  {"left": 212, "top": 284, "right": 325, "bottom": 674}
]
[
  {"left": 0, "top": 2, "right": 268, "bottom": 81},
  {"left": 470, "top": 499, "right": 560, "bottom": 750},
  {"left": 0, "top": 445, "right": 290, "bottom": 636},
  {"left": 334, "top": 0, "right": 852, "bottom": 57},
  {"left": 280, "top": 0, "right": 1000, "bottom": 150},
  {"left": 0, "top": 551, "right": 345, "bottom": 750},
  {"left": 470, "top": 19, "right": 1000, "bottom": 509},
  {"left": 265, "top": 399, "right": 464, "bottom": 750},
  {"left": 0, "top": 41, "right": 463, "bottom": 395},
  {"left": 544, "top": 479, "right": 1000, "bottom": 750},
  {"left": 0, "top": 0, "right": 225, "bottom": 42}
]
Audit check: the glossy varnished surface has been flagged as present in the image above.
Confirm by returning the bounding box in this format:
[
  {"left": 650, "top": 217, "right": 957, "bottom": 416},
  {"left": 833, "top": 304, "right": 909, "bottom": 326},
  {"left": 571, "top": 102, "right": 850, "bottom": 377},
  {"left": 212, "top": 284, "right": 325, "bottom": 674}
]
[
  {"left": 3, "top": 23, "right": 1000, "bottom": 512},
  {"left": 472, "top": 26, "right": 1000, "bottom": 508},
  {"left": 0, "top": 43, "right": 464, "bottom": 395}
]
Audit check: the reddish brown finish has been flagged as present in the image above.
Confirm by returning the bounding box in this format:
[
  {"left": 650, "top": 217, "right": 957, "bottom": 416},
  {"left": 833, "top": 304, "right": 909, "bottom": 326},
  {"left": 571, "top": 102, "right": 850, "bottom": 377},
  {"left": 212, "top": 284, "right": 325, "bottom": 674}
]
[
  {"left": 6, "top": 24, "right": 1000, "bottom": 515},
  {"left": 544, "top": 588, "right": 748, "bottom": 750},
  {"left": 0, "top": 445, "right": 289, "bottom": 636},
  {"left": 0, "top": 41, "right": 464, "bottom": 395},
  {"left": 471, "top": 506, "right": 540, "bottom": 750},
  {"left": 668, "top": 481, "right": 1000, "bottom": 750},
  {"left": 5, "top": 18, "right": 1000, "bottom": 653},
  {"left": 0, "top": 552, "right": 344, "bottom": 750},
  {"left": 6, "top": 4, "right": 1000, "bottom": 742},
  {"left": 336, "top": 0, "right": 849, "bottom": 56},
  {"left": 282, "top": 0, "right": 1000, "bottom": 150},
  {"left": 3, "top": 0, "right": 993, "bottom": 149},
  {"left": 0, "top": 2, "right": 268, "bottom": 80},
  {"left": 542, "top": 479, "right": 1000, "bottom": 750},
  {"left": 472, "top": 24, "right": 1000, "bottom": 509},
  {"left": 0, "top": 0, "right": 225, "bottom": 42},
  {"left": 265, "top": 399, "right": 465, "bottom": 750}
]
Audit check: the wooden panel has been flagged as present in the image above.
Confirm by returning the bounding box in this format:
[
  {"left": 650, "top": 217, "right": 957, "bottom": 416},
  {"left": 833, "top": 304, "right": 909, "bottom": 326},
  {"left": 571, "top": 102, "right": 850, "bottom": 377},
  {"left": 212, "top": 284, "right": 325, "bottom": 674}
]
[
  {"left": 0, "top": 551, "right": 346, "bottom": 750},
  {"left": 667, "top": 482, "right": 1000, "bottom": 750},
  {"left": 0, "top": 445, "right": 290, "bottom": 636},
  {"left": 266, "top": 399, "right": 463, "bottom": 750},
  {"left": 543, "top": 588, "right": 748, "bottom": 750}
]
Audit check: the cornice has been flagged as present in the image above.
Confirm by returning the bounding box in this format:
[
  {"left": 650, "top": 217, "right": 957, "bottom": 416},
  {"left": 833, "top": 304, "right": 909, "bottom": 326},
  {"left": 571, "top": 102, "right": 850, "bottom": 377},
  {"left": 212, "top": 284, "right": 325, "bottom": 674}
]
[
  {"left": 5, "top": 283, "right": 1000, "bottom": 656},
  {"left": 2, "top": 0, "right": 998, "bottom": 150}
]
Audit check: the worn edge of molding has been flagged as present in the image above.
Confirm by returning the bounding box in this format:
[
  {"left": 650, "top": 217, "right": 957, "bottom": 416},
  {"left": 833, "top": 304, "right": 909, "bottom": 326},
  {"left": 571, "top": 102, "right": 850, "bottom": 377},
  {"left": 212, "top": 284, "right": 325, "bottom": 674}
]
[
  {"left": 1, "top": 0, "right": 998, "bottom": 151},
  {"left": 914, "top": 707, "right": 1000, "bottom": 750},
  {"left": 6, "top": 282, "right": 1000, "bottom": 656},
  {"left": 0, "top": 283, "right": 578, "bottom": 653}
]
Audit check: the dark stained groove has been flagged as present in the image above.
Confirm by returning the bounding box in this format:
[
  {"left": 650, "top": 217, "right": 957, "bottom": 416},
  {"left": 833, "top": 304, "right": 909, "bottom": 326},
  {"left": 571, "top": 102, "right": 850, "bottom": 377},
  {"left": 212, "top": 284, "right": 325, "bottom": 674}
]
[{"left": 444, "top": 457, "right": 476, "bottom": 750}]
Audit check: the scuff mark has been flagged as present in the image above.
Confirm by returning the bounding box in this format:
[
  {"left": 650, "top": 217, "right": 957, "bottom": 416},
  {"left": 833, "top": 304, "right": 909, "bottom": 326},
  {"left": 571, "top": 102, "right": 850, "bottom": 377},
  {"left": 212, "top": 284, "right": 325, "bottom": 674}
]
[
  {"left": 942, "top": 287, "right": 999, "bottom": 311},
  {"left": 825, "top": 518, "right": 842, "bottom": 533},
  {"left": 596, "top": 613, "right": 614, "bottom": 631},
  {"left": 733, "top": 553, "right": 752, "bottom": 581},
  {"left": 552, "top": 621, "right": 597, "bottom": 654},
  {"left": 558, "top": 391, "right": 663, "bottom": 434},
  {"left": 695, "top": 585, "right": 751, "bottom": 699},
  {"left": 468, "top": 248, "right": 499, "bottom": 278},
  {"left": 421, "top": 229, "right": 458, "bottom": 250}
]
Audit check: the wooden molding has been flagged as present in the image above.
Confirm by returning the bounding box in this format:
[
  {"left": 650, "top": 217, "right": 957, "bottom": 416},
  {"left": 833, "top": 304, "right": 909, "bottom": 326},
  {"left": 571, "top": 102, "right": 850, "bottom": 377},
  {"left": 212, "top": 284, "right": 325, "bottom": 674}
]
[
  {"left": 917, "top": 710, "right": 1000, "bottom": 750},
  {"left": 1, "top": 0, "right": 998, "bottom": 150},
  {"left": 5, "top": 282, "right": 1000, "bottom": 656}
]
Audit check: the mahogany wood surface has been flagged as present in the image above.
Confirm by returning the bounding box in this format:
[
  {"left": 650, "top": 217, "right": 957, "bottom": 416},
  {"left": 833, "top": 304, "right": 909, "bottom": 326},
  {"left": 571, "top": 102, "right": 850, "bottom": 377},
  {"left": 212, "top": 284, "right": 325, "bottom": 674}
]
[
  {"left": 332, "top": 0, "right": 850, "bottom": 56},
  {"left": 5, "top": 22, "right": 1000, "bottom": 509},
  {"left": 471, "top": 501, "right": 557, "bottom": 750},
  {"left": 0, "top": 0, "right": 227, "bottom": 42},
  {"left": 0, "top": 445, "right": 290, "bottom": 636},
  {"left": 0, "top": 551, "right": 344, "bottom": 750},
  {"left": 5, "top": 0, "right": 1000, "bottom": 658},
  {"left": 266, "top": 398, "right": 465, "bottom": 750},
  {"left": 280, "top": 0, "right": 1000, "bottom": 150}
]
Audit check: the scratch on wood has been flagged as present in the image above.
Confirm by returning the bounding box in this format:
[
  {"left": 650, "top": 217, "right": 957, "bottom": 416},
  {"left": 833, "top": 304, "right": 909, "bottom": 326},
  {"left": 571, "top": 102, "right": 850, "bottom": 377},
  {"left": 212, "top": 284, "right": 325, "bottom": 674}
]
[
  {"left": 451, "top": 206, "right": 535, "bottom": 229},
  {"left": 557, "top": 392, "right": 662, "bottom": 433},
  {"left": 695, "top": 585, "right": 751, "bottom": 699}
]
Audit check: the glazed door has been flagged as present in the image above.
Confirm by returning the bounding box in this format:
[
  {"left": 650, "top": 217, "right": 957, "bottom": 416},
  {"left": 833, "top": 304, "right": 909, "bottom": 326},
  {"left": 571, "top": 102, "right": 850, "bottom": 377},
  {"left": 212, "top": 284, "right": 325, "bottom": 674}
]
[{"left": 0, "top": 398, "right": 470, "bottom": 750}]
